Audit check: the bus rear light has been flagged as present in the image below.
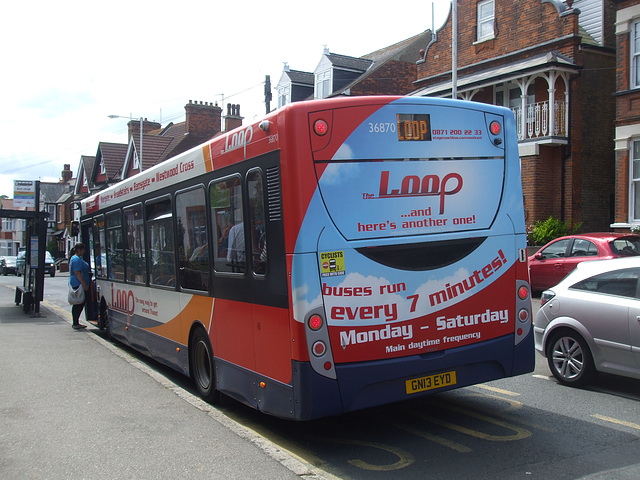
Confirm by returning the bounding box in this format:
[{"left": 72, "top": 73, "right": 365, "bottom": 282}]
[
  {"left": 312, "top": 341, "right": 326, "bottom": 357},
  {"left": 308, "top": 314, "right": 323, "bottom": 331},
  {"left": 489, "top": 121, "right": 501, "bottom": 135},
  {"left": 324, "top": 362, "right": 332, "bottom": 371},
  {"left": 259, "top": 381, "right": 266, "bottom": 388},
  {"left": 313, "top": 119, "right": 328, "bottom": 136},
  {"left": 518, "top": 309, "right": 529, "bottom": 322},
  {"left": 517, "top": 285, "right": 529, "bottom": 300},
  {"left": 517, "top": 328, "right": 523, "bottom": 336}
]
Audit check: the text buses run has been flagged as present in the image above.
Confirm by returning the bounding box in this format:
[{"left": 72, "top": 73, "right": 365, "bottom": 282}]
[{"left": 79, "top": 96, "right": 534, "bottom": 420}]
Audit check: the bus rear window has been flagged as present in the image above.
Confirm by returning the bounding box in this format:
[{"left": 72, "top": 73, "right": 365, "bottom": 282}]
[
  {"left": 356, "top": 237, "right": 485, "bottom": 271},
  {"left": 315, "top": 157, "right": 503, "bottom": 241}
]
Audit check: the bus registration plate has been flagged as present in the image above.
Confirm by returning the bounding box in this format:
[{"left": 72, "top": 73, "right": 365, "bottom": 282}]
[{"left": 405, "top": 371, "right": 457, "bottom": 394}]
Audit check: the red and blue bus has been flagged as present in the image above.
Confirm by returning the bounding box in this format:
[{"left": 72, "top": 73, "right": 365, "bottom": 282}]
[{"left": 79, "top": 96, "right": 534, "bottom": 420}]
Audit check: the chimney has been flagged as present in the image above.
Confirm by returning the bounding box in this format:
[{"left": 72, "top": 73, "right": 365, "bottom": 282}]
[
  {"left": 224, "top": 104, "right": 243, "bottom": 132},
  {"left": 61, "top": 164, "right": 73, "bottom": 183},
  {"left": 185, "top": 100, "right": 222, "bottom": 138},
  {"left": 127, "top": 118, "right": 161, "bottom": 142}
]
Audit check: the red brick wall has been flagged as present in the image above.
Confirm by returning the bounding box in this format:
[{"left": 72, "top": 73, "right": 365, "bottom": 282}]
[
  {"left": 578, "top": 48, "right": 616, "bottom": 230},
  {"left": 417, "top": 1, "right": 579, "bottom": 85},
  {"left": 613, "top": 1, "right": 640, "bottom": 229},
  {"left": 414, "top": 1, "right": 615, "bottom": 232},
  {"left": 521, "top": 147, "right": 564, "bottom": 226},
  {"left": 615, "top": 149, "right": 630, "bottom": 224},
  {"left": 351, "top": 61, "right": 417, "bottom": 96},
  {"left": 128, "top": 119, "right": 161, "bottom": 141},
  {"left": 185, "top": 101, "right": 222, "bottom": 138}
]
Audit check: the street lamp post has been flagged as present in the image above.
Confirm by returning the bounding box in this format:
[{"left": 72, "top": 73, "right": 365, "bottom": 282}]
[{"left": 108, "top": 114, "right": 143, "bottom": 170}]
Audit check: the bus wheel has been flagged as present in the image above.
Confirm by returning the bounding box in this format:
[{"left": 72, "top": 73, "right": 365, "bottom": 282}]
[
  {"left": 100, "top": 305, "right": 112, "bottom": 340},
  {"left": 190, "top": 328, "right": 220, "bottom": 404},
  {"left": 546, "top": 330, "right": 595, "bottom": 387}
]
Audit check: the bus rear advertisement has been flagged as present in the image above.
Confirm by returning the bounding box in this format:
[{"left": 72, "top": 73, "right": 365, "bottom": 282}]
[{"left": 80, "top": 96, "right": 533, "bottom": 420}]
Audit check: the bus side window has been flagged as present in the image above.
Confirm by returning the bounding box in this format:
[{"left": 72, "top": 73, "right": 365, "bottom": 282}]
[
  {"left": 176, "top": 186, "right": 208, "bottom": 291},
  {"left": 247, "top": 169, "right": 267, "bottom": 276},
  {"left": 146, "top": 199, "right": 176, "bottom": 287},
  {"left": 210, "top": 176, "right": 245, "bottom": 275},
  {"left": 92, "top": 215, "right": 107, "bottom": 279},
  {"left": 106, "top": 211, "right": 124, "bottom": 281},
  {"left": 123, "top": 204, "right": 146, "bottom": 284}
]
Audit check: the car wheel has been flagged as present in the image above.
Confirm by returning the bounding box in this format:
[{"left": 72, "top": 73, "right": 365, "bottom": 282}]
[
  {"left": 546, "top": 330, "right": 595, "bottom": 387},
  {"left": 190, "top": 328, "right": 220, "bottom": 404},
  {"left": 50, "top": 270, "right": 55, "bottom": 277}
]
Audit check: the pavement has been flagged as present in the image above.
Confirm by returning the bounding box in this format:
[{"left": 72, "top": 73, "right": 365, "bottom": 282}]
[{"left": 0, "top": 278, "right": 329, "bottom": 480}]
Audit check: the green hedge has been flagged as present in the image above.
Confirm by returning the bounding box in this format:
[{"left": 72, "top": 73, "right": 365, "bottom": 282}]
[{"left": 528, "top": 216, "right": 582, "bottom": 246}]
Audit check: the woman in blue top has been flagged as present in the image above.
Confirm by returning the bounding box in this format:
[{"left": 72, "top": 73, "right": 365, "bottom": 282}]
[{"left": 69, "top": 243, "right": 91, "bottom": 330}]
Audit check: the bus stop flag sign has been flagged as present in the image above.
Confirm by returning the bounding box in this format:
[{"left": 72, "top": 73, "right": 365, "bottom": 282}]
[{"left": 13, "top": 180, "right": 36, "bottom": 208}]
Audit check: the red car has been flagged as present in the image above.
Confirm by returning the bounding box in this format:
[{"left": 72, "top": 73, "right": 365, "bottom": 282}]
[{"left": 528, "top": 232, "right": 640, "bottom": 293}]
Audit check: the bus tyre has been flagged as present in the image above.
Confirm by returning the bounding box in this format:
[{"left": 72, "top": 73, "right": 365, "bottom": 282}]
[
  {"left": 546, "top": 330, "right": 595, "bottom": 387},
  {"left": 190, "top": 328, "right": 220, "bottom": 404},
  {"left": 100, "top": 305, "right": 112, "bottom": 340}
]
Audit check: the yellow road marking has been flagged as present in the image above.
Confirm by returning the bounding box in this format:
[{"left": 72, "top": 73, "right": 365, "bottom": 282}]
[
  {"left": 592, "top": 415, "right": 640, "bottom": 432},
  {"left": 390, "top": 421, "right": 472, "bottom": 453},
  {"left": 457, "top": 392, "right": 557, "bottom": 432},
  {"left": 43, "top": 300, "right": 73, "bottom": 322},
  {"left": 345, "top": 441, "right": 414, "bottom": 471},
  {"left": 474, "top": 384, "right": 520, "bottom": 396},
  {"left": 310, "top": 437, "right": 414, "bottom": 471},
  {"left": 416, "top": 405, "right": 532, "bottom": 441}
]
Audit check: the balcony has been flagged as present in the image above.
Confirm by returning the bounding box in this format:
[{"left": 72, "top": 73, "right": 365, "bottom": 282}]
[{"left": 511, "top": 100, "right": 568, "bottom": 144}]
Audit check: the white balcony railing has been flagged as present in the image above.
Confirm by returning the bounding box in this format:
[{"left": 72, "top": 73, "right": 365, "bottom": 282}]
[{"left": 511, "top": 100, "right": 567, "bottom": 141}]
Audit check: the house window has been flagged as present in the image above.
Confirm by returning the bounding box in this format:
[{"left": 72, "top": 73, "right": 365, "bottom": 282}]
[
  {"left": 315, "top": 70, "right": 331, "bottom": 99},
  {"left": 495, "top": 83, "right": 534, "bottom": 109},
  {"left": 46, "top": 204, "right": 56, "bottom": 228},
  {"left": 631, "top": 140, "right": 640, "bottom": 221},
  {"left": 277, "top": 85, "right": 290, "bottom": 108},
  {"left": 477, "top": 0, "right": 495, "bottom": 42},
  {"left": 133, "top": 150, "right": 140, "bottom": 171},
  {"left": 99, "top": 158, "right": 106, "bottom": 175},
  {"left": 632, "top": 20, "right": 640, "bottom": 88}
]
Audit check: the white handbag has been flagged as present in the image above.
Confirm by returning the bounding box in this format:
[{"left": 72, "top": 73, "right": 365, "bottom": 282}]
[{"left": 67, "top": 284, "right": 85, "bottom": 305}]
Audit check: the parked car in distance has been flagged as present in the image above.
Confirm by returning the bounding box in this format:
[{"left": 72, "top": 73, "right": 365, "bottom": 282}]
[
  {"left": 528, "top": 233, "right": 640, "bottom": 293},
  {"left": 15, "top": 250, "right": 56, "bottom": 277},
  {"left": 2, "top": 256, "right": 17, "bottom": 275},
  {"left": 534, "top": 257, "right": 640, "bottom": 386}
]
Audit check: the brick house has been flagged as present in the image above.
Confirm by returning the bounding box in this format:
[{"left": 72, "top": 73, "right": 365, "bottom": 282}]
[
  {"left": 0, "top": 198, "right": 26, "bottom": 256},
  {"left": 276, "top": 66, "right": 314, "bottom": 108},
  {"left": 411, "top": 0, "right": 616, "bottom": 233},
  {"left": 74, "top": 155, "right": 96, "bottom": 197},
  {"left": 612, "top": 0, "right": 640, "bottom": 231},
  {"left": 90, "top": 141, "right": 129, "bottom": 191},
  {"left": 275, "top": 31, "right": 432, "bottom": 106},
  {"left": 114, "top": 100, "right": 239, "bottom": 183}
]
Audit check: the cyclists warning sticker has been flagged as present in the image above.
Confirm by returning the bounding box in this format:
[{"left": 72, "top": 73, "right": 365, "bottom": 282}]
[{"left": 320, "top": 251, "right": 345, "bottom": 277}]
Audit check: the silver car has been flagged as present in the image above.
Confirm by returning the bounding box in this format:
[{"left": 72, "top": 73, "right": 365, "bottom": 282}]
[{"left": 534, "top": 256, "right": 640, "bottom": 386}]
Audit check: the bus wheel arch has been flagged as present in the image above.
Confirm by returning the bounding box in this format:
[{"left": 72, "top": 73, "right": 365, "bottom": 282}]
[{"left": 189, "top": 325, "right": 220, "bottom": 404}]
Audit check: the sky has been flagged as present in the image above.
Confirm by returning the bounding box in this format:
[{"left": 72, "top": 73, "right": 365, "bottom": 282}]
[{"left": 0, "top": 0, "right": 451, "bottom": 199}]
